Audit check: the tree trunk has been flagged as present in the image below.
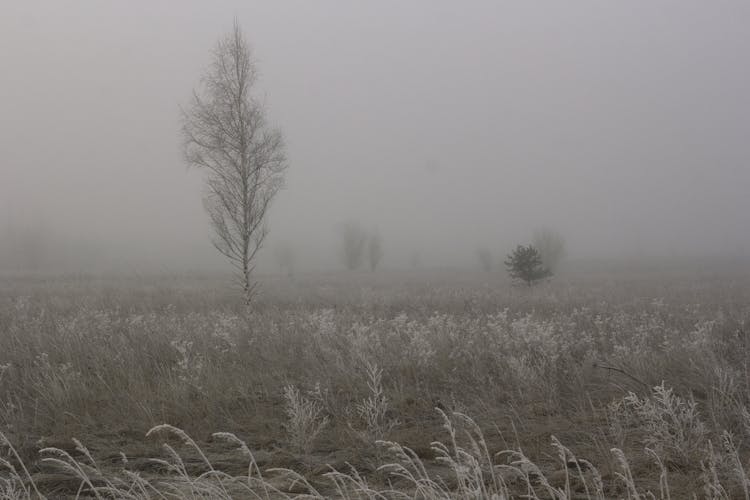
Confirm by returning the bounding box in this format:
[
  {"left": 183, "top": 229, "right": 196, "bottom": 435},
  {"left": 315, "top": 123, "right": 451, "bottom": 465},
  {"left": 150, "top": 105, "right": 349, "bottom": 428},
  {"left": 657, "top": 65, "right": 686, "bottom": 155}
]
[{"left": 243, "top": 261, "right": 251, "bottom": 306}]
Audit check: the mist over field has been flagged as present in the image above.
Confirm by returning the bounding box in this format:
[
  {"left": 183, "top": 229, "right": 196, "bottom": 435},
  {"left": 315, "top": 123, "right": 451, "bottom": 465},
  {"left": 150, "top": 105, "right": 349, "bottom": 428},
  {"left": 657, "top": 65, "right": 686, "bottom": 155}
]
[
  {"left": 5, "top": 4, "right": 750, "bottom": 498},
  {"left": 2, "top": 0, "right": 750, "bottom": 274}
]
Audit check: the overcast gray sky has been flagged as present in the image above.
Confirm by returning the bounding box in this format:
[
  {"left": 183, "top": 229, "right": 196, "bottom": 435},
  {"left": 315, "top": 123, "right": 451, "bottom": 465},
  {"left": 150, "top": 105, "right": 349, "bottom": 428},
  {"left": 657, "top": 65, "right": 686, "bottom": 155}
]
[{"left": 2, "top": 1, "right": 749, "bottom": 272}]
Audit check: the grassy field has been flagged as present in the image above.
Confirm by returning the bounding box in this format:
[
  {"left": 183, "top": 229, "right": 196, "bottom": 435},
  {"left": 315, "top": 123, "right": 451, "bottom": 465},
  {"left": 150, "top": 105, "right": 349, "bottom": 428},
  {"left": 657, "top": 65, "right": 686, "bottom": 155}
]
[{"left": 1, "top": 264, "right": 750, "bottom": 498}]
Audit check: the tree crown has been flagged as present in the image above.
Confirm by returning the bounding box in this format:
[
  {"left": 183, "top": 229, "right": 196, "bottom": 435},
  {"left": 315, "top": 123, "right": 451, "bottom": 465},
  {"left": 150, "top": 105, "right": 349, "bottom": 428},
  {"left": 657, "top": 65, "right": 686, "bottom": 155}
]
[{"left": 504, "top": 244, "right": 552, "bottom": 286}]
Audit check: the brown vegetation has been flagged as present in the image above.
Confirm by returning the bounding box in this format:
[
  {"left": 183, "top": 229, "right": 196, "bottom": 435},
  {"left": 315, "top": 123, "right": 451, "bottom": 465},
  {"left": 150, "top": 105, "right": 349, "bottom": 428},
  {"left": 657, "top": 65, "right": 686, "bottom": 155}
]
[{"left": 0, "top": 266, "right": 749, "bottom": 498}]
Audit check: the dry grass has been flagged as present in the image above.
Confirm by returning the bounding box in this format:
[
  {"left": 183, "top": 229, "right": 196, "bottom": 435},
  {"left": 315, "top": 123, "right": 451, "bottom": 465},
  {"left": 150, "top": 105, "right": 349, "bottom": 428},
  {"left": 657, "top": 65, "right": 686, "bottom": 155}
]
[{"left": 0, "top": 264, "right": 749, "bottom": 498}]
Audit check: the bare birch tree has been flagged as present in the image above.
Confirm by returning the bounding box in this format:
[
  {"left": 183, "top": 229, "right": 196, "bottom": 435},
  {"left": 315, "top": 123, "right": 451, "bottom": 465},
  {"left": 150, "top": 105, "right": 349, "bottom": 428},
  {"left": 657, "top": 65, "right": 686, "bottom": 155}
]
[{"left": 182, "top": 21, "right": 287, "bottom": 304}]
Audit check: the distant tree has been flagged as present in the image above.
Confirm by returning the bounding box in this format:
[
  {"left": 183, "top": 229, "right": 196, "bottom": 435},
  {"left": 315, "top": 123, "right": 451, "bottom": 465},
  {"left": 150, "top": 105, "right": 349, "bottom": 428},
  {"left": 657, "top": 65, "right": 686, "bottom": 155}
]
[
  {"left": 274, "top": 241, "right": 295, "bottom": 276},
  {"left": 368, "top": 230, "right": 383, "bottom": 271},
  {"left": 532, "top": 228, "right": 566, "bottom": 273},
  {"left": 20, "top": 229, "right": 45, "bottom": 271},
  {"left": 504, "top": 245, "right": 552, "bottom": 286},
  {"left": 340, "top": 221, "right": 367, "bottom": 270},
  {"left": 476, "top": 248, "right": 493, "bottom": 272},
  {"left": 182, "top": 20, "right": 287, "bottom": 304},
  {"left": 409, "top": 251, "right": 421, "bottom": 269},
  {"left": 2, "top": 223, "right": 47, "bottom": 271}
]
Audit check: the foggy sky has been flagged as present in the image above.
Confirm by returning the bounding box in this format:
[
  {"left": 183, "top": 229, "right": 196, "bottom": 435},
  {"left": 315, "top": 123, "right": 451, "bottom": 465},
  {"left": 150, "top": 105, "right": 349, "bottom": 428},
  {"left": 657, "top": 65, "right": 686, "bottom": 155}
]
[{"left": 2, "top": 1, "right": 749, "bottom": 272}]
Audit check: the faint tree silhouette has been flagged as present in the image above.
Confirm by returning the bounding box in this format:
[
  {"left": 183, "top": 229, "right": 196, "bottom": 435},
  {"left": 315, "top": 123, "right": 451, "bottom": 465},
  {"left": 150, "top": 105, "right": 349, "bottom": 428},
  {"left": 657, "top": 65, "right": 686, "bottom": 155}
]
[
  {"left": 368, "top": 230, "right": 383, "bottom": 271},
  {"left": 274, "top": 241, "right": 296, "bottom": 277},
  {"left": 533, "top": 228, "right": 566, "bottom": 273},
  {"left": 340, "top": 221, "right": 367, "bottom": 271},
  {"left": 476, "top": 248, "right": 493, "bottom": 273}
]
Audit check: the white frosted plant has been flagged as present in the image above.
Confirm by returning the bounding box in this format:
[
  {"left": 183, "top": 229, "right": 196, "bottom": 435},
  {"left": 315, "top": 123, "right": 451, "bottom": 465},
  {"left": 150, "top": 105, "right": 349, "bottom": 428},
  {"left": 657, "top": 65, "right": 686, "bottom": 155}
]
[
  {"left": 352, "top": 361, "right": 398, "bottom": 445},
  {"left": 170, "top": 339, "right": 205, "bottom": 390},
  {"left": 611, "top": 382, "right": 706, "bottom": 466},
  {"left": 283, "top": 385, "right": 329, "bottom": 457},
  {"left": 391, "top": 314, "right": 435, "bottom": 367},
  {"left": 31, "top": 352, "right": 81, "bottom": 409},
  {"left": 210, "top": 312, "right": 240, "bottom": 352},
  {"left": 311, "top": 309, "right": 337, "bottom": 339}
]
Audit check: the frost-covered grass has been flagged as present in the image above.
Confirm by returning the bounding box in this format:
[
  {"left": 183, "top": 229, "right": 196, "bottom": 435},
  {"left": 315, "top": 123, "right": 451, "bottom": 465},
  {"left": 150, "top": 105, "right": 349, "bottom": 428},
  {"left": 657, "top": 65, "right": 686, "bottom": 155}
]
[{"left": 1, "top": 266, "right": 749, "bottom": 498}]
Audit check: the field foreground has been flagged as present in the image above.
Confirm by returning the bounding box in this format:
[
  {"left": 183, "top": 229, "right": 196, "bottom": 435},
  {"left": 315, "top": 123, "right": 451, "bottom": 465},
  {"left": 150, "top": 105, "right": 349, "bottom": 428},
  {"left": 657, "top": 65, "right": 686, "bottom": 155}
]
[{"left": 1, "top": 265, "right": 750, "bottom": 498}]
